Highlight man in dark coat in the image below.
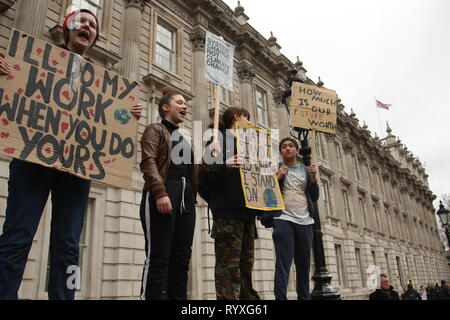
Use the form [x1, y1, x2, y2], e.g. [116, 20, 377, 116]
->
[369, 274, 400, 300]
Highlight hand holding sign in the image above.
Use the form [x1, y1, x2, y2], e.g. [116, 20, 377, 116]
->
[209, 140, 222, 156]
[309, 164, 318, 183]
[130, 104, 144, 120]
[0, 53, 11, 75]
[277, 165, 289, 180]
[226, 154, 244, 169]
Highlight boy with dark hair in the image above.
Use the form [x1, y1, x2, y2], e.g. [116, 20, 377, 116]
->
[272, 137, 319, 300]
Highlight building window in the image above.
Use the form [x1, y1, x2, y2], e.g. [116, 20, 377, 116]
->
[315, 132, 326, 160]
[371, 250, 377, 267]
[342, 189, 352, 222]
[384, 253, 391, 280]
[156, 21, 176, 73]
[359, 197, 367, 227]
[377, 173, 384, 195]
[335, 142, 343, 171]
[365, 164, 372, 186]
[396, 256, 404, 288]
[335, 244, 346, 287]
[385, 210, 392, 235]
[321, 180, 332, 216]
[373, 202, 380, 232]
[355, 248, 365, 287]
[71, 0, 102, 17]
[351, 154, 360, 180]
[255, 88, 269, 127]
[220, 87, 231, 105]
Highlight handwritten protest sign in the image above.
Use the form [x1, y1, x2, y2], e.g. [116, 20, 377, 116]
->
[236, 122, 284, 211]
[205, 32, 235, 92]
[290, 82, 337, 134]
[0, 29, 140, 189]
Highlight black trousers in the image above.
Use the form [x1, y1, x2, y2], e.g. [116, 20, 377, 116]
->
[139, 179, 196, 300]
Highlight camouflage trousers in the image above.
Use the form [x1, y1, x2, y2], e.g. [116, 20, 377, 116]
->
[211, 219, 261, 300]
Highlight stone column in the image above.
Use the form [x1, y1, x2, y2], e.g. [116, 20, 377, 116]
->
[189, 27, 209, 299]
[119, 0, 147, 81]
[274, 89, 290, 139]
[13, 0, 49, 37]
[190, 28, 209, 131]
[238, 61, 256, 123]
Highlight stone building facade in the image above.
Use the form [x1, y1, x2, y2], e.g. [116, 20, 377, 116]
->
[0, 0, 448, 300]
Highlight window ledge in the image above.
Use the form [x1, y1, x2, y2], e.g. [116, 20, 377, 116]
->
[151, 63, 183, 83]
[0, 0, 14, 12]
[347, 222, 359, 229]
[328, 216, 341, 227]
[319, 164, 334, 177]
[357, 185, 368, 194]
[143, 72, 194, 101]
[340, 175, 352, 186]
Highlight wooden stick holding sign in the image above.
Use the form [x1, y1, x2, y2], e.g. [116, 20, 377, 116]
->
[212, 83, 221, 157]
[310, 129, 318, 166]
[310, 129, 321, 188]
[204, 31, 235, 157]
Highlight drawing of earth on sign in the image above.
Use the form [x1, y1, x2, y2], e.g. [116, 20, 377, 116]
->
[114, 108, 131, 125]
[263, 188, 278, 208]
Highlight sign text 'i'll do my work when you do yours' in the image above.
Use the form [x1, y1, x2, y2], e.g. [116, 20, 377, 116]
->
[0, 29, 140, 188]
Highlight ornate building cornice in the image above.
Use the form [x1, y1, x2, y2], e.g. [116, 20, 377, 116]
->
[124, 0, 149, 10]
[190, 27, 206, 52]
[237, 61, 256, 83]
[342, 139, 354, 154]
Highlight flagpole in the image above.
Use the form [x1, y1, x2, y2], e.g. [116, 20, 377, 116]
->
[375, 97, 384, 138]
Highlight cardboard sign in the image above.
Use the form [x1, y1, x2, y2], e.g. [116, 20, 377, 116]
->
[290, 82, 337, 134]
[236, 122, 284, 211]
[0, 29, 140, 189]
[205, 32, 235, 92]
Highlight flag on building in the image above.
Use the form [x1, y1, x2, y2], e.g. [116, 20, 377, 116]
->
[375, 98, 391, 110]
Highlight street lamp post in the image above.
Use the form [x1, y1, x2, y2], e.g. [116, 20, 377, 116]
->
[282, 68, 341, 300]
[436, 201, 450, 249]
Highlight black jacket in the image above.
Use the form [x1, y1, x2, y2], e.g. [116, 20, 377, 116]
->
[202, 131, 258, 221]
[402, 288, 422, 300]
[369, 287, 400, 300]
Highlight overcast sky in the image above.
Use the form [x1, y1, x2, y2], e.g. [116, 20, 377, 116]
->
[223, 0, 450, 209]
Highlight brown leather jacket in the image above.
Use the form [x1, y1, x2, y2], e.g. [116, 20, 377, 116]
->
[140, 123, 198, 200]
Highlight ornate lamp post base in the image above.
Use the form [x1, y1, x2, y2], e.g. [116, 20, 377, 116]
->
[311, 269, 341, 300]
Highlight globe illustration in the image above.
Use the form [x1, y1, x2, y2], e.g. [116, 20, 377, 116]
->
[263, 188, 277, 208]
[114, 108, 131, 125]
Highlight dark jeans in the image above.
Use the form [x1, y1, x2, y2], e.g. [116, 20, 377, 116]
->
[139, 179, 196, 300]
[0, 159, 91, 300]
[272, 219, 313, 300]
